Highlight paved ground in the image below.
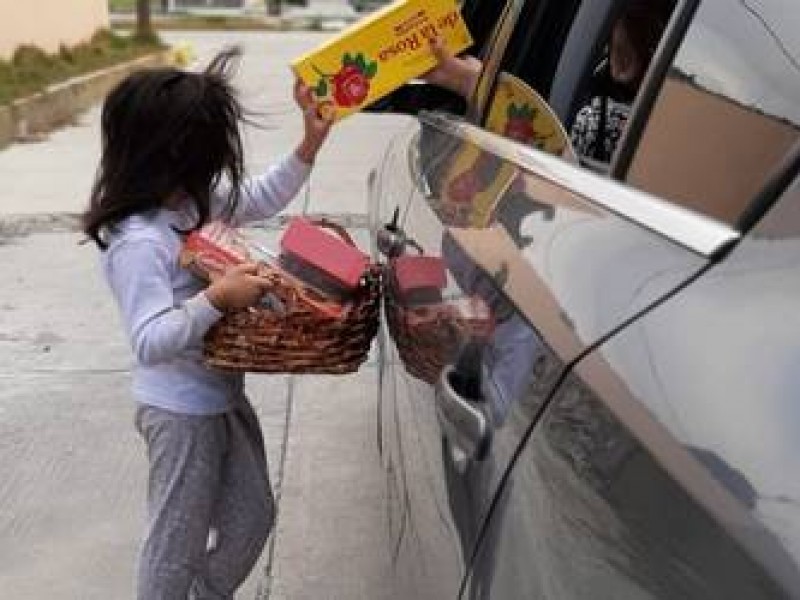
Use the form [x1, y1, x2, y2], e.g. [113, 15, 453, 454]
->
[0, 28, 414, 599]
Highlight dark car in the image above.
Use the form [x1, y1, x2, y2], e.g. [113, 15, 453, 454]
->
[366, 0, 800, 597]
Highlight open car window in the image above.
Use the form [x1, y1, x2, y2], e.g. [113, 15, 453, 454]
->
[622, 0, 800, 227]
[489, 0, 678, 172]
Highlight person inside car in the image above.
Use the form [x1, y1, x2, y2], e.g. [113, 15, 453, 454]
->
[423, 0, 675, 164]
[570, 0, 675, 162]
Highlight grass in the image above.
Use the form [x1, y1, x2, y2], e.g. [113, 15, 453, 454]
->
[0, 29, 164, 106]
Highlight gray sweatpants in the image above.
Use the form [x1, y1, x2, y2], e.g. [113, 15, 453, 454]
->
[134, 398, 275, 600]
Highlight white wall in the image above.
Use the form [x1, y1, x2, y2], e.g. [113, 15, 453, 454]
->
[0, 0, 110, 60]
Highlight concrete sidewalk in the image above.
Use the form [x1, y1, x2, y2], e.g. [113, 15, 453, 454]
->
[0, 230, 389, 600]
[0, 30, 413, 599]
[0, 31, 412, 218]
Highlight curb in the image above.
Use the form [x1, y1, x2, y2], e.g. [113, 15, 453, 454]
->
[110, 13, 358, 32]
[0, 50, 172, 151]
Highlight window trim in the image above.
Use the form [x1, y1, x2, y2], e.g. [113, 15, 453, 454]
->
[420, 111, 741, 258]
[736, 141, 800, 236]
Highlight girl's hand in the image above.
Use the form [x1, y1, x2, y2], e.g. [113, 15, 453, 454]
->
[294, 80, 333, 164]
[422, 37, 482, 99]
[204, 262, 271, 311]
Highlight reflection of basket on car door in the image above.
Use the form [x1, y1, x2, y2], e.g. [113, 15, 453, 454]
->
[181, 218, 381, 374]
[384, 255, 493, 384]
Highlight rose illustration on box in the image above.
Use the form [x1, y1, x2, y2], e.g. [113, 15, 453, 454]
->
[312, 52, 378, 118]
[446, 152, 503, 205]
[504, 103, 538, 144]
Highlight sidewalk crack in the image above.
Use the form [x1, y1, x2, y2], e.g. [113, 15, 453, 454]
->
[256, 375, 296, 600]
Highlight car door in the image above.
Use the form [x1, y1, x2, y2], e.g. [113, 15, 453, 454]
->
[368, 0, 739, 597]
[463, 0, 800, 597]
[370, 1, 593, 596]
[465, 156, 800, 600]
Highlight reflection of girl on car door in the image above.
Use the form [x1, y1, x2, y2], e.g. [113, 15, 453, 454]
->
[438, 229, 550, 600]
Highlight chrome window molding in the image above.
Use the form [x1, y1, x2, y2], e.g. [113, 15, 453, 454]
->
[421, 111, 741, 258]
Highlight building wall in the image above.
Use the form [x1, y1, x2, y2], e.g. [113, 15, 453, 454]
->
[0, 0, 110, 60]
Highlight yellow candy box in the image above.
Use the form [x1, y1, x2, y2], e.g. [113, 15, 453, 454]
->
[290, 0, 473, 121]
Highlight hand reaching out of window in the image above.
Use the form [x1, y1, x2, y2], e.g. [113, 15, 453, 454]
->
[421, 37, 483, 100]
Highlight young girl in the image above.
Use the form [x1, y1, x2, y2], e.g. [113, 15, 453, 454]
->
[82, 47, 332, 599]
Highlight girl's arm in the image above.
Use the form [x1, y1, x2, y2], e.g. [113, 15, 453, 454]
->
[107, 237, 221, 366]
[220, 80, 333, 226]
[106, 237, 268, 366]
[221, 152, 312, 227]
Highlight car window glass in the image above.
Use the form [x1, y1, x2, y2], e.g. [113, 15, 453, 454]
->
[497, 0, 584, 101]
[626, 0, 800, 226]
[460, 0, 509, 58]
[492, 0, 677, 172]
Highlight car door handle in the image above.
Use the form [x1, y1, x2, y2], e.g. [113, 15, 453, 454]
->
[435, 363, 492, 462]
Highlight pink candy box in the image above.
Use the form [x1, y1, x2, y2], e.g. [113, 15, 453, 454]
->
[280, 218, 370, 290]
[393, 255, 447, 295]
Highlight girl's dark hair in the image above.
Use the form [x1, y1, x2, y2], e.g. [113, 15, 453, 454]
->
[82, 46, 245, 249]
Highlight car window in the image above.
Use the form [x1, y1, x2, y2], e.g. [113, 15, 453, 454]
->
[477, 0, 799, 231]
[624, 0, 800, 226]
[497, 0, 584, 101]
[490, 0, 677, 171]
[571, 0, 677, 167]
[460, 0, 509, 59]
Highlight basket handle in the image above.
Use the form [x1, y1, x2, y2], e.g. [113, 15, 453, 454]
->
[309, 218, 356, 248]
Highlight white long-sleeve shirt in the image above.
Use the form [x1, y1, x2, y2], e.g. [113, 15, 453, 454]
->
[102, 153, 311, 415]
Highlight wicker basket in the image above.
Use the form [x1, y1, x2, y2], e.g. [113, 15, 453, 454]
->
[205, 265, 381, 373]
[183, 219, 381, 374]
[383, 270, 493, 384]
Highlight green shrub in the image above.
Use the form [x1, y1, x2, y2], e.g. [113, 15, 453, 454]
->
[0, 29, 164, 105]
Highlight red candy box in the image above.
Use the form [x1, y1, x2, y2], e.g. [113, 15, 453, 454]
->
[280, 217, 370, 290]
[393, 255, 447, 296]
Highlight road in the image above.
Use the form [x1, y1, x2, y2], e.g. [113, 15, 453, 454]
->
[0, 29, 412, 600]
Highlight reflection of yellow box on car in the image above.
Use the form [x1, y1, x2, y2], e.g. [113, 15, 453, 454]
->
[435, 74, 576, 228]
[290, 0, 473, 121]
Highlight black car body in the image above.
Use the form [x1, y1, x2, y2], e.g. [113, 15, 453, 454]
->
[367, 0, 800, 597]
